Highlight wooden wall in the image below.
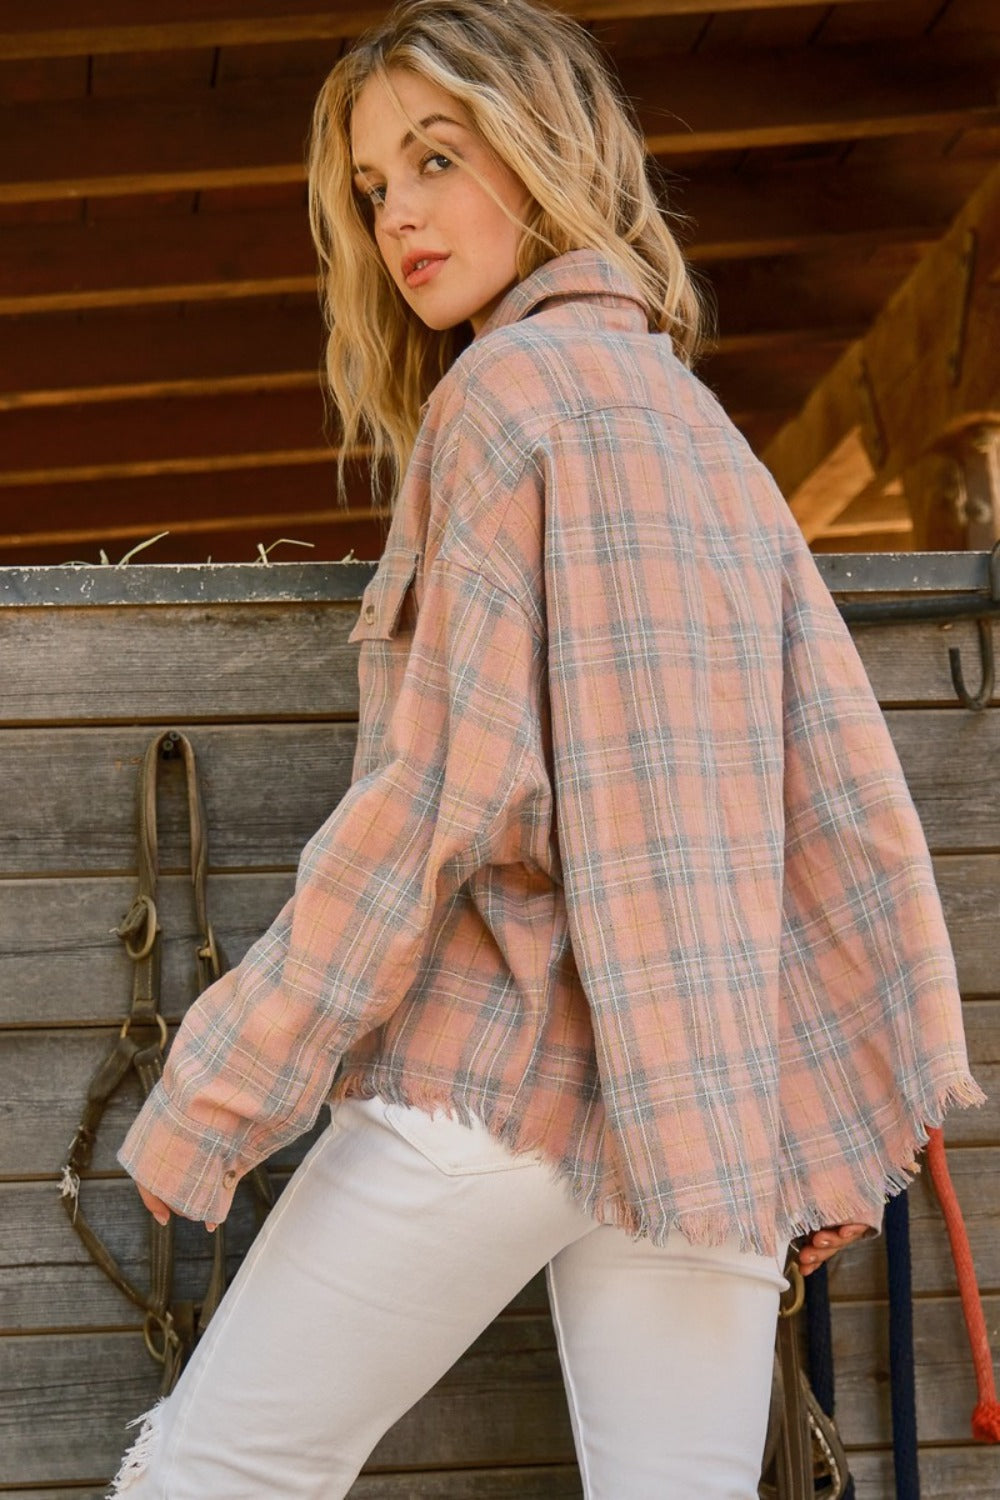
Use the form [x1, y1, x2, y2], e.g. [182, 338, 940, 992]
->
[1, 556, 998, 1497]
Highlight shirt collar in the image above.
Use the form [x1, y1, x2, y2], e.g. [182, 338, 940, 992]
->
[473, 248, 650, 342]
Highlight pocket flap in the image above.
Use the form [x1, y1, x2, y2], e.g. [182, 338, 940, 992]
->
[348, 550, 420, 643]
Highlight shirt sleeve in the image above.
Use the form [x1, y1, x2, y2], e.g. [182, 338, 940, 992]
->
[117, 553, 546, 1225]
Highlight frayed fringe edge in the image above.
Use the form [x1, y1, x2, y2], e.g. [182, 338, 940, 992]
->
[335, 1069, 986, 1258]
[105, 1398, 166, 1496]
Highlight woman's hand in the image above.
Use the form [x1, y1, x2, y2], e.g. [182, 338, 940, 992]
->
[797, 1221, 868, 1275]
[137, 1182, 216, 1233]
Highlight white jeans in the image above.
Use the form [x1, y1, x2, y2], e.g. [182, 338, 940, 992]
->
[110, 1096, 788, 1500]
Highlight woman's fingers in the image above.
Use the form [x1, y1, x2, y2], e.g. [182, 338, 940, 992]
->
[136, 1182, 217, 1232]
[137, 1182, 172, 1226]
[798, 1221, 869, 1276]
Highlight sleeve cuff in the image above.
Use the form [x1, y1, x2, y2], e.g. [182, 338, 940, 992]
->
[117, 1079, 249, 1226]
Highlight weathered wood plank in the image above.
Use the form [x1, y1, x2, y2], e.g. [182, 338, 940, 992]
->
[6, 1295, 999, 1482]
[5, 1005, 996, 1178]
[0, 723, 357, 875]
[5, 608, 999, 722]
[2, 712, 997, 879]
[3, 1154, 996, 1333]
[0, 1176, 272, 1332]
[932, 857, 1000, 997]
[830, 1294, 1000, 1448]
[884, 709, 1000, 852]
[0, 1168, 548, 1333]
[0, 604, 362, 721]
[0, 1472, 584, 1500]
[824, 1147, 1000, 1300]
[4, 855, 996, 1029]
[847, 1447, 1000, 1498]
[0, 1, 880, 62]
[0, 1030, 328, 1174]
[848, 618, 1000, 706]
[0, 1318, 576, 1482]
[0, 873, 295, 1026]
[3, 41, 994, 205]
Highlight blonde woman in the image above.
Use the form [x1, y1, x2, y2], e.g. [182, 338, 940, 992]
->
[109, 2, 982, 1495]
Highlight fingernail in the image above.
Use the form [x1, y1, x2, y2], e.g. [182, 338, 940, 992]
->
[154, 1212, 169, 1226]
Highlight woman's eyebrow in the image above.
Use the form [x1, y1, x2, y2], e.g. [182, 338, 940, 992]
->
[352, 113, 466, 176]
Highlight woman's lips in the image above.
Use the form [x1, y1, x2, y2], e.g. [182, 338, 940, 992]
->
[405, 255, 448, 288]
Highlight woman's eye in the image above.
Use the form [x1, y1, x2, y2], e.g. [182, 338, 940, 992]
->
[421, 151, 452, 174]
[365, 183, 386, 207]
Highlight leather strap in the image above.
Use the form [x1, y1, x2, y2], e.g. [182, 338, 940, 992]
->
[61, 729, 271, 1395]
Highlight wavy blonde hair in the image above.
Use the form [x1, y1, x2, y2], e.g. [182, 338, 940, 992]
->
[308, 0, 710, 508]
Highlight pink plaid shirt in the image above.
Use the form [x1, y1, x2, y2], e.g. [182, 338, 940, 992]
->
[119, 251, 983, 1251]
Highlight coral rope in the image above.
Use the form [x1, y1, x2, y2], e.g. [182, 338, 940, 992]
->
[925, 1126, 1000, 1441]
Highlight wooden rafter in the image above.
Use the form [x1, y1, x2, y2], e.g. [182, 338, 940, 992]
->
[0, 157, 983, 318]
[2, 40, 996, 204]
[0, 0, 883, 62]
[763, 163, 1000, 540]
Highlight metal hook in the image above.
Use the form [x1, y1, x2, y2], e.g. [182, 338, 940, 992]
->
[949, 621, 994, 710]
[947, 540, 1000, 711]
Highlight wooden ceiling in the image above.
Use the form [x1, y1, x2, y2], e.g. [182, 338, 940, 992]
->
[1, 0, 997, 566]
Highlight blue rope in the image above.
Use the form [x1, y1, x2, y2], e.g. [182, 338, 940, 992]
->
[804, 1261, 856, 1499]
[886, 1190, 921, 1499]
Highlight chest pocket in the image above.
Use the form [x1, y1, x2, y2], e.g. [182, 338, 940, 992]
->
[348, 549, 421, 643]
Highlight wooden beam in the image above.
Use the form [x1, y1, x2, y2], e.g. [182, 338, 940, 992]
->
[763, 163, 1000, 538]
[0, 158, 985, 317]
[0, 206, 316, 316]
[0, 247, 913, 404]
[2, 40, 996, 203]
[707, 249, 918, 343]
[629, 42, 1000, 158]
[0, 1, 884, 62]
[0, 300, 323, 406]
[0, 386, 335, 483]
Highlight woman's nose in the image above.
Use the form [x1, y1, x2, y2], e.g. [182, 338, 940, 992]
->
[378, 182, 422, 236]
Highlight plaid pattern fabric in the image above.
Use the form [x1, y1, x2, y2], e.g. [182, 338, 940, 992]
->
[119, 251, 983, 1248]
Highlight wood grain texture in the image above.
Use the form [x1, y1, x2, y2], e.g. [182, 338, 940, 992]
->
[0, 873, 295, 1025]
[3, 41, 995, 204]
[0, 604, 361, 721]
[6, 610, 995, 720]
[3, 854, 997, 1023]
[0, 1317, 577, 1482]
[5, 1294, 1000, 1483]
[1, 711, 996, 879]
[6, 609, 994, 722]
[0, 1469, 584, 1500]
[3, 1155, 997, 1333]
[830, 1294, 1000, 1447]
[2, 159, 984, 319]
[0, 0, 880, 61]
[0, 1031, 329, 1175]
[0, 1474, 584, 1500]
[0, 723, 358, 875]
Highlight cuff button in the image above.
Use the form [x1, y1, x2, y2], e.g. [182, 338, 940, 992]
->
[223, 1169, 237, 1186]
[363, 603, 376, 623]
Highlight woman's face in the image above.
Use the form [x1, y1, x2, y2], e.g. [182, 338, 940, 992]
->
[350, 68, 533, 334]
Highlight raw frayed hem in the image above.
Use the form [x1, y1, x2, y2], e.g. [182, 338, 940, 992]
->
[333, 1067, 986, 1259]
[106, 1398, 166, 1496]
[774, 1071, 988, 1255]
